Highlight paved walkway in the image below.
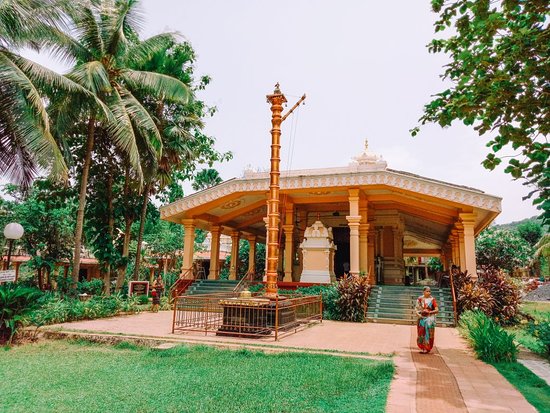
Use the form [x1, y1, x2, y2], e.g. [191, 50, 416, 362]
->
[518, 350, 550, 387]
[46, 312, 536, 412]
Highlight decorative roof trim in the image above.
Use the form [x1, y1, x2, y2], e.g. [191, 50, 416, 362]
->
[161, 169, 501, 219]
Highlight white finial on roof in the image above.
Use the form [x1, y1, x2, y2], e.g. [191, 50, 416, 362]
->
[349, 139, 387, 171]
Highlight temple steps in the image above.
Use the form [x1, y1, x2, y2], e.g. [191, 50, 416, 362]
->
[367, 285, 456, 327]
[185, 279, 239, 295]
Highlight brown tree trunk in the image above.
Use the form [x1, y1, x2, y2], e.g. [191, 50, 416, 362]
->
[103, 171, 114, 296]
[116, 165, 132, 291]
[37, 267, 43, 290]
[72, 116, 95, 284]
[133, 181, 151, 280]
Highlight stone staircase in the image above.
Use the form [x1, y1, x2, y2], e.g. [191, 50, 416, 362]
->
[185, 279, 240, 295]
[367, 285, 456, 327]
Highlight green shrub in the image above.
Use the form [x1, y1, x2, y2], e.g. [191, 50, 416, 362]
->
[459, 310, 518, 363]
[27, 293, 142, 326]
[525, 318, 550, 356]
[55, 274, 75, 295]
[0, 283, 43, 344]
[244, 280, 371, 321]
[137, 294, 150, 305]
[272, 284, 339, 320]
[159, 296, 171, 311]
[77, 279, 104, 296]
[163, 271, 179, 296]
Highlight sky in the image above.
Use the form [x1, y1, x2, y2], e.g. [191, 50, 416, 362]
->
[27, 0, 540, 224]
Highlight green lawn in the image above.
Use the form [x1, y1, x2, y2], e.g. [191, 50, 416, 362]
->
[509, 301, 550, 356]
[0, 340, 394, 413]
[522, 301, 550, 318]
[492, 362, 550, 413]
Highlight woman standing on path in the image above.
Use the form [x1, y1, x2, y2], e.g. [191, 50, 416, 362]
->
[416, 286, 438, 353]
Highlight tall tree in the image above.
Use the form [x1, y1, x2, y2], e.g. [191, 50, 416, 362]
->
[414, 0, 549, 223]
[476, 227, 532, 273]
[192, 168, 223, 191]
[42, 0, 190, 284]
[2, 181, 75, 288]
[129, 41, 231, 279]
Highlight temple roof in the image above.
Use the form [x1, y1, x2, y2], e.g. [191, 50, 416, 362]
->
[160, 143, 501, 245]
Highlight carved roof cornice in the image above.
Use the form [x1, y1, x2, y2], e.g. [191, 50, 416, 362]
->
[160, 168, 502, 219]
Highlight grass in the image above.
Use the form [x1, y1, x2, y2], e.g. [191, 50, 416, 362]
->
[0, 340, 394, 413]
[511, 327, 548, 355]
[492, 362, 550, 413]
[505, 301, 550, 357]
[522, 301, 550, 318]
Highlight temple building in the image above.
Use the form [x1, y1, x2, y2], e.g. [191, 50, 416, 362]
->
[160, 143, 501, 285]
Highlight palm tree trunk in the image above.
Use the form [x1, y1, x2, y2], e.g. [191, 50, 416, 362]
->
[103, 170, 114, 296]
[133, 181, 151, 280]
[72, 116, 95, 284]
[116, 165, 132, 291]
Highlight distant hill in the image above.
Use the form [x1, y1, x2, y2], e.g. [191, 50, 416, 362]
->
[494, 216, 547, 232]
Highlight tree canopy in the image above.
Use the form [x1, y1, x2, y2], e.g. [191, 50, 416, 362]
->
[414, 0, 549, 223]
[475, 226, 533, 272]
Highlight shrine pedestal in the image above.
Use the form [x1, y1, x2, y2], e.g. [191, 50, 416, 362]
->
[299, 220, 337, 284]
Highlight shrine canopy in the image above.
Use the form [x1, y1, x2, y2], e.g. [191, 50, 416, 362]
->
[160, 144, 501, 282]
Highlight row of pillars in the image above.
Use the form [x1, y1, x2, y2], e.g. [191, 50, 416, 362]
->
[180, 219, 257, 280]
[178, 188, 378, 282]
[178, 203, 478, 282]
[447, 213, 477, 277]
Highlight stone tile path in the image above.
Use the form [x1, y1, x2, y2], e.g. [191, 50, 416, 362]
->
[46, 312, 537, 412]
[518, 350, 550, 387]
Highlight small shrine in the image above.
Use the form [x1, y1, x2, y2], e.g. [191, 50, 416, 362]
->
[299, 220, 337, 284]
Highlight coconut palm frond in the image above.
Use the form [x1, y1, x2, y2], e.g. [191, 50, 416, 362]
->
[67, 60, 111, 95]
[103, 87, 143, 180]
[121, 69, 190, 103]
[125, 32, 177, 68]
[0, 79, 67, 186]
[38, 25, 91, 65]
[533, 233, 550, 258]
[119, 87, 163, 158]
[71, 5, 104, 57]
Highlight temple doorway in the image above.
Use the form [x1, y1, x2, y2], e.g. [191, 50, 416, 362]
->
[332, 227, 350, 278]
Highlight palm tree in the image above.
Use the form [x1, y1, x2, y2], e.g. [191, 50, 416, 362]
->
[42, 0, 190, 284]
[532, 233, 550, 277]
[0, 0, 92, 188]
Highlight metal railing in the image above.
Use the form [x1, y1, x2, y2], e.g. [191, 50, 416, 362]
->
[233, 270, 258, 293]
[169, 269, 194, 302]
[172, 292, 322, 340]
